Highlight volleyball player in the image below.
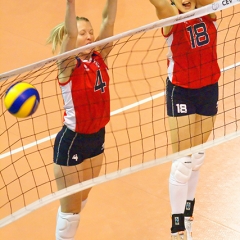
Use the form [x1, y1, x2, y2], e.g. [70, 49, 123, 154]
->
[47, 0, 118, 239]
[149, 0, 220, 239]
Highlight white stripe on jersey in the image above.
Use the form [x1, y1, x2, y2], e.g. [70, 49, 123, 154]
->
[60, 81, 76, 132]
[166, 34, 174, 82]
[67, 132, 78, 166]
[56, 126, 68, 164]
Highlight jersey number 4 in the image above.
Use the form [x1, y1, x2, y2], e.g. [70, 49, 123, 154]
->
[186, 22, 210, 48]
[95, 70, 106, 93]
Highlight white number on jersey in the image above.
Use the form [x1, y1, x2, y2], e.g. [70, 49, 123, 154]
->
[176, 104, 187, 113]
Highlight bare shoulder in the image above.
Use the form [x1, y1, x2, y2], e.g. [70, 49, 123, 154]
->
[209, 12, 217, 19]
[196, 0, 215, 8]
[162, 5, 179, 35]
[196, 0, 217, 19]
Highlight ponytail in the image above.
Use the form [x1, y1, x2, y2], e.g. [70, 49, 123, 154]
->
[46, 22, 66, 54]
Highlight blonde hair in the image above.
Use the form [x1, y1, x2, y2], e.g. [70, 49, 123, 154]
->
[46, 22, 66, 54]
[46, 17, 90, 54]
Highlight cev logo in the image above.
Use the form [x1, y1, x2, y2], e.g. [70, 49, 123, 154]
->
[222, 0, 232, 5]
[212, 2, 220, 10]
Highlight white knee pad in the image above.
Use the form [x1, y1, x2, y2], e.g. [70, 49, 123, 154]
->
[192, 151, 205, 171]
[56, 208, 80, 240]
[170, 156, 192, 184]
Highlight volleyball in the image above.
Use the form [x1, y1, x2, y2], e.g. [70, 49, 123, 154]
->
[4, 82, 40, 118]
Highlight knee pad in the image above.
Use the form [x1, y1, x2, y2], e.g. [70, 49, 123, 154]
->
[170, 156, 192, 184]
[56, 208, 80, 240]
[192, 151, 205, 171]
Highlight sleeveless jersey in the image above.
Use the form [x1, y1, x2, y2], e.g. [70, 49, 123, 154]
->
[59, 51, 110, 134]
[162, 15, 221, 89]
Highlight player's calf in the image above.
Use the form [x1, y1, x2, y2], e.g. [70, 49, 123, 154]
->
[170, 156, 192, 239]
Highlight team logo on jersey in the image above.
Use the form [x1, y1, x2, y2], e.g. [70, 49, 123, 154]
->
[83, 64, 89, 71]
[72, 154, 78, 161]
[93, 60, 100, 68]
[101, 143, 105, 150]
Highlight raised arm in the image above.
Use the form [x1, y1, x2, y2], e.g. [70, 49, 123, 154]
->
[60, 0, 78, 54]
[58, 0, 78, 82]
[149, 0, 177, 20]
[97, 0, 118, 59]
[149, 0, 178, 35]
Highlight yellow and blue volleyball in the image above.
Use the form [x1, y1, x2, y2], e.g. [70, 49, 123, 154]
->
[4, 82, 40, 118]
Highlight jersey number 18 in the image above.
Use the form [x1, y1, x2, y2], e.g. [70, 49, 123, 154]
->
[186, 22, 210, 48]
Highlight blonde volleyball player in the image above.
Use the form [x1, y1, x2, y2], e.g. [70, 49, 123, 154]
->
[149, 0, 220, 239]
[47, 0, 117, 239]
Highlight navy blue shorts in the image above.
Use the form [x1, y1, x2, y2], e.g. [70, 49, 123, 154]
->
[166, 78, 218, 117]
[54, 125, 105, 166]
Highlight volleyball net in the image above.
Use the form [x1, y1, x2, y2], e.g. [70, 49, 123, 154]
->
[1, 0, 240, 227]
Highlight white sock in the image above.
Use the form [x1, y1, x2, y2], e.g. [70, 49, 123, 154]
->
[169, 174, 188, 214]
[187, 170, 200, 200]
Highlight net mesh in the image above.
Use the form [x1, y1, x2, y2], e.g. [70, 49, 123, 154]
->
[1, 0, 240, 227]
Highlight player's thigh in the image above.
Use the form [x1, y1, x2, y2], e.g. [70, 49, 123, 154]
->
[53, 164, 82, 212]
[79, 153, 104, 199]
[168, 114, 196, 152]
[54, 163, 82, 189]
[192, 114, 216, 146]
[81, 153, 104, 181]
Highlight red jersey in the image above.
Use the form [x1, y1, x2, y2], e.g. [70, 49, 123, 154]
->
[59, 51, 110, 134]
[162, 15, 221, 89]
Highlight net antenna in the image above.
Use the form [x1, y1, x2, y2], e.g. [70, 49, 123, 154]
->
[1, 0, 240, 227]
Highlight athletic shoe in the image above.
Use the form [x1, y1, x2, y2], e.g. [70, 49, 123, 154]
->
[184, 216, 194, 240]
[171, 231, 187, 240]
